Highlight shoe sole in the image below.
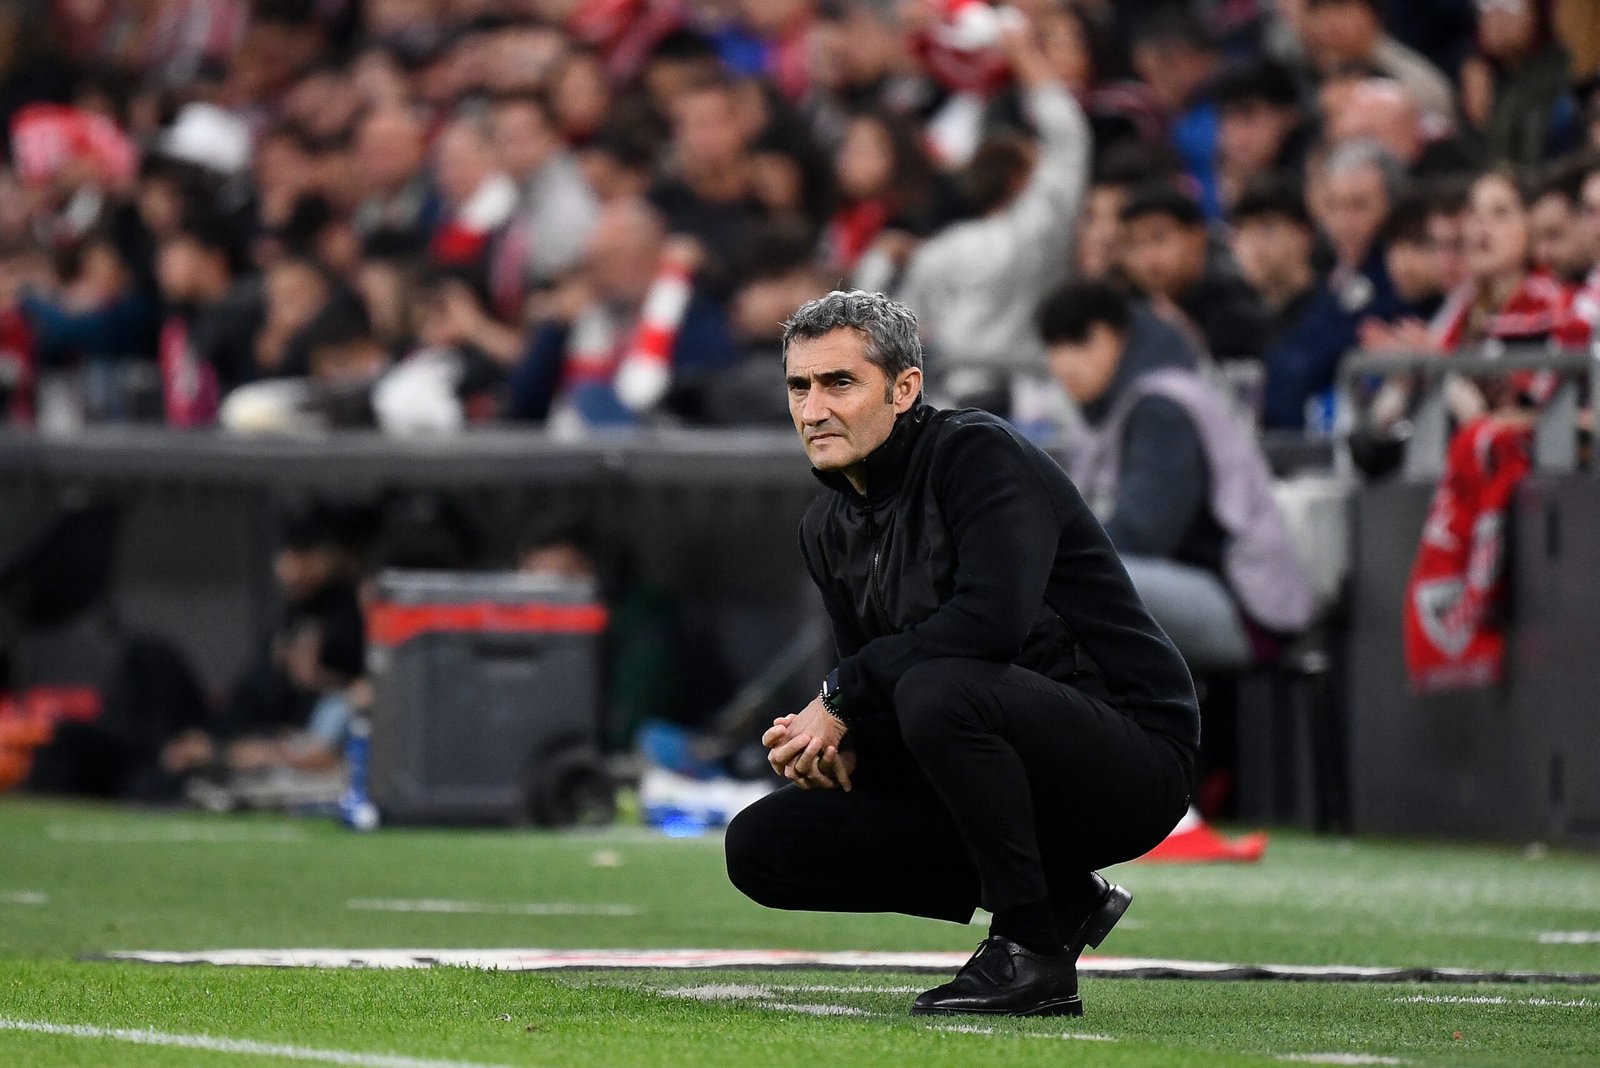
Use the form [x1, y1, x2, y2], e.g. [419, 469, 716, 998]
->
[1073, 883, 1133, 953]
[910, 996, 1084, 1018]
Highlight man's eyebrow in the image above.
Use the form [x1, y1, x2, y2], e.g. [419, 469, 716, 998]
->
[786, 368, 858, 387]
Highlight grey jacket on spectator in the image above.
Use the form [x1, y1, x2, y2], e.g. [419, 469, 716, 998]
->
[898, 81, 1089, 385]
[1068, 352, 1315, 635]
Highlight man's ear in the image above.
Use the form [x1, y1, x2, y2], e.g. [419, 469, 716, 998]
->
[893, 367, 922, 412]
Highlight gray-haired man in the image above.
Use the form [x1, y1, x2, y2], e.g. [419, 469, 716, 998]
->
[723, 290, 1199, 1017]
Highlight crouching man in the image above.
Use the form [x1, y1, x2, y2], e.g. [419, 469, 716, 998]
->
[724, 291, 1198, 1017]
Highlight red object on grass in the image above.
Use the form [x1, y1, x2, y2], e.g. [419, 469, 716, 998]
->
[1137, 806, 1268, 863]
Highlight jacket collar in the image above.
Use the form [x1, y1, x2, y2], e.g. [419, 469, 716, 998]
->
[810, 403, 932, 506]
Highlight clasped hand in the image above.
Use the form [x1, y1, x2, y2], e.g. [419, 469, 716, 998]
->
[763, 698, 854, 792]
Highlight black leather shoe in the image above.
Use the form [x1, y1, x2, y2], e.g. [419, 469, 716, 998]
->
[909, 936, 1083, 1017]
[1064, 874, 1133, 957]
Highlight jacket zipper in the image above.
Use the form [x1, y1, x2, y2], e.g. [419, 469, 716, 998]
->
[864, 499, 891, 636]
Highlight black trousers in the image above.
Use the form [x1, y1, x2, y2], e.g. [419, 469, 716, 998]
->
[725, 658, 1194, 928]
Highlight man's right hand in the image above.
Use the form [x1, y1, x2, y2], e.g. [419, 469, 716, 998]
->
[764, 714, 856, 792]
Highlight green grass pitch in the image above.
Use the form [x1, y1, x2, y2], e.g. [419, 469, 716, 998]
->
[1, 798, 1597, 1067]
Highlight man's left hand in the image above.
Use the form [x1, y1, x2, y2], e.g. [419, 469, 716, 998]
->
[766, 698, 848, 790]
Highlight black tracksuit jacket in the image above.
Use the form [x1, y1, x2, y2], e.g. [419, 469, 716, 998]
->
[799, 403, 1200, 755]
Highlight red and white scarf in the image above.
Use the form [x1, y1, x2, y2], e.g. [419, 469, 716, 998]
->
[1403, 417, 1531, 693]
[562, 260, 694, 414]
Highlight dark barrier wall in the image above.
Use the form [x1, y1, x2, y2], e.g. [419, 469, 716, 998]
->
[1346, 476, 1600, 846]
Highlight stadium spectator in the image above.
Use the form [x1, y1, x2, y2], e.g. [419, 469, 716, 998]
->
[986, 2, 1163, 154]
[19, 231, 159, 421]
[1377, 192, 1449, 319]
[1212, 60, 1312, 213]
[427, 114, 519, 273]
[505, 198, 738, 427]
[1227, 177, 1319, 346]
[486, 91, 599, 314]
[153, 222, 260, 401]
[648, 76, 765, 299]
[1119, 182, 1271, 364]
[1576, 160, 1600, 331]
[254, 256, 333, 380]
[1129, 9, 1224, 218]
[1323, 76, 1478, 179]
[215, 501, 368, 772]
[1363, 168, 1590, 445]
[1459, 0, 1579, 166]
[1262, 140, 1406, 429]
[1041, 280, 1314, 670]
[579, 124, 660, 205]
[1072, 141, 1179, 283]
[897, 19, 1089, 412]
[1298, 0, 1456, 127]
[1424, 178, 1475, 295]
[822, 110, 950, 281]
[1528, 157, 1598, 284]
[352, 106, 438, 257]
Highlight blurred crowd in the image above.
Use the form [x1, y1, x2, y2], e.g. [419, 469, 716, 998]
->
[0, 0, 1595, 439]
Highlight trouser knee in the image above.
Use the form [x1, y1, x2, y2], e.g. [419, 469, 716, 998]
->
[724, 800, 796, 909]
[893, 658, 987, 756]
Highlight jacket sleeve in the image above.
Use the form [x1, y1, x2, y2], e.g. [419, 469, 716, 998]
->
[831, 423, 1063, 711]
[1000, 81, 1091, 249]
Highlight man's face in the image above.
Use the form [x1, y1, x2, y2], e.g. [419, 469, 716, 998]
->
[785, 328, 920, 472]
[1047, 324, 1123, 407]
[1219, 101, 1294, 176]
[1304, 0, 1380, 70]
[1321, 163, 1388, 267]
[1385, 238, 1442, 304]
[1529, 193, 1593, 282]
[674, 87, 745, 174]
[1075, 184, 1127, 279]
[492, 101, 558, 182]
[1228, 214, 1312, 295]
[1122, 213, 1207, 299]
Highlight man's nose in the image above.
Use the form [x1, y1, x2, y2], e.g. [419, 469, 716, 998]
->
[800, 389, 829, 425]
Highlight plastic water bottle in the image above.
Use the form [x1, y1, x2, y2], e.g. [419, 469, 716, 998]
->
[338, 716, 380, 832]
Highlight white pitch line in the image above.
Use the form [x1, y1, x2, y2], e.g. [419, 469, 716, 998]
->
[347, 899, 641, 917]
[1279, 1055, 1406, 1066]
[754, 1002, 868, 1017]
[1392, 994, 1596, 1008]
[0, 1019, 515, 1068]
[0, 891, 47, 905]
[929, 1024, 1117, 1042]
[1538, 931, 1600, 944]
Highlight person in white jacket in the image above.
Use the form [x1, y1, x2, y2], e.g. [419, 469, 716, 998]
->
[896, 18, 1090, 412]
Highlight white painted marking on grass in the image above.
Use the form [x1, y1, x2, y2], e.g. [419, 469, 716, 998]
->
[0, 891, 47, 905]
[661, 984, 775, 1001]
[1279, 1056, 1406, 1066]
[1539, 931, 1600, 944]
[928, 1024, 1116, 1042]
[47, 823, 307, 844]
[755, 1002, 868, 1017]
[347, 898, 640, 917]
[1392, 994, 1596, 1008]
[0, 1019, 513, 1068]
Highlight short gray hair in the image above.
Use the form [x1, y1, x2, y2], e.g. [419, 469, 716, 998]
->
[781, 290, 923, 378]
[1323, 138, 1406, 202]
